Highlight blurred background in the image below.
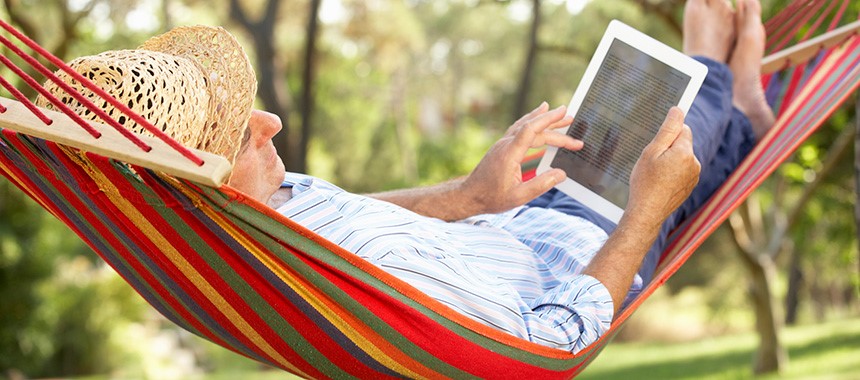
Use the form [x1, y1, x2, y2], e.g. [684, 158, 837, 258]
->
[0, 0, 858, 379]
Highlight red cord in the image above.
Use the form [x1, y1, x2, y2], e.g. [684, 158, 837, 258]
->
[0, 19, 204, 166]
[0, 52, 104, 136]
[0, 75, 52, 125]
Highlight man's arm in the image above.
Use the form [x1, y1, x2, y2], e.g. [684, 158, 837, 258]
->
[369, 103, 582, 221]
[583, 107, 700, 314]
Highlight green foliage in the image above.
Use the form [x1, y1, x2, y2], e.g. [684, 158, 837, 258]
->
[0, 180, 146, 377]
[309, 53, 392, 191]
[0, 181, 52, 374]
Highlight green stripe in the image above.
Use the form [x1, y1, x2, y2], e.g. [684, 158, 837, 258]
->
[129, 176, 350, 378]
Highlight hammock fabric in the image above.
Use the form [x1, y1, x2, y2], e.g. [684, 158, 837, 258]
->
[1, 3, 859, 379]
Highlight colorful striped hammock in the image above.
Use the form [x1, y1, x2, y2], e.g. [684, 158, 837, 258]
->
[0, 2, 858, 379]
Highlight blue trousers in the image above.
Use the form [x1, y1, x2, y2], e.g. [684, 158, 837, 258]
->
[526, 57, 757, 284]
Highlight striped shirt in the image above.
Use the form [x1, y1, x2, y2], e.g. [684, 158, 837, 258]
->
[272, 172, 641, 353]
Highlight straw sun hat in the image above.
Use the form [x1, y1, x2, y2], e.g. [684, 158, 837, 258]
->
[36, 25, 257, 163]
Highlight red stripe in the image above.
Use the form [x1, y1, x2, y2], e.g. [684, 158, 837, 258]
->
[770, 0, 826, 53]
[778, 63, 807, 116]
[827, 0, 852, 32]
[766, 0, 814, 53]
[0, 134, 240, 356]
[749, 41, 860, 183]
[138, 170, 375, 379]
[799, 0, 840, 41]
[761, 73, 773, 90]
[0, 73, 53, 125]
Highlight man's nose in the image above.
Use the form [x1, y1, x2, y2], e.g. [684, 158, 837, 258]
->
[251, 110, 283, 136]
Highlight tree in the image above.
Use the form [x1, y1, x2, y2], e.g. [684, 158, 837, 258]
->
[298, 0, 322, 175]
[228, 0, 297, 171]
[729, 107, 857, 374]
[511, 0, 541, 121]
[1, 0, 98, 98]
[856, 96, 860, 288]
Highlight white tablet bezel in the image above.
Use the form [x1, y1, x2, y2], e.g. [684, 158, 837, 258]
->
[536, 19, 708, 224]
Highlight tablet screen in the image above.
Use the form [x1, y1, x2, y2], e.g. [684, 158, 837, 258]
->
[550, 38, 692, 209]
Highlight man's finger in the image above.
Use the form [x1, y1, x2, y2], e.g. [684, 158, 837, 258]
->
[516, 169, 565, 204]
[510, 106, 572, 158]
[546, 115, 574, 131]
[649, 107, 686, 150]
[539, 133, 583, 151]
[672, 124, 695, 153]
[514, 101, 550, 125]
[525, 105, 568, 133]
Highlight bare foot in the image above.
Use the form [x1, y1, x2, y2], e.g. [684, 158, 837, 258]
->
[683, 0, 736, 63]
[729, 0, 775, 140]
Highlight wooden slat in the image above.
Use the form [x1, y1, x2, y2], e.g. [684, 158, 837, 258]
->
[0, 96, 232, 187]
[762, 20, 860, 74]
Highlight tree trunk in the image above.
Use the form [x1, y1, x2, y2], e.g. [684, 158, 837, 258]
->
[729, 120, 853, 375]
[512, 0, 541, 121]
[856, 96, 860, 279]
[784, 247, 803, 325]
[729, 203, 786, 375]
[631, 0, 684, 36]
[748, 254, 788, 374]
[229, 0, 296, 171]
[161, 0, 174, 32]
[297, 0, 322, 174]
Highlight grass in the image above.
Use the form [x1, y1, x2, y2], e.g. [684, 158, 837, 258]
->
[193, 316, 860, 380]
[68, 314, 860, 379]
[578, 316, 860, 380]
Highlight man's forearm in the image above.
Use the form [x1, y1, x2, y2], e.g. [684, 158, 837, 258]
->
[368, 177, 482, 221]
[581, 212, 662, 315]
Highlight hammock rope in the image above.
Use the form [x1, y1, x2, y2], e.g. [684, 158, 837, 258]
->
[0, 2, 858, 378]
[0, 20, 202, 164]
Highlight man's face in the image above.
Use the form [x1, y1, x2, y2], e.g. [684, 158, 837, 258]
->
[227, 110, 286, 203]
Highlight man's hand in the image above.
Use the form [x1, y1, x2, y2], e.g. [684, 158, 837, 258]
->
[625, 107, 701, 232]
[458, 102, 582, 215]
[368, 102, 580, 221]
[583, 107, 700, 314]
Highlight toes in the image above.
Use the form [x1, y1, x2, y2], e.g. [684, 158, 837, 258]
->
[737, 0, 762, 30]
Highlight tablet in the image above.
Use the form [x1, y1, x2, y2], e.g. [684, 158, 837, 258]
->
[536, 19, 707, 224]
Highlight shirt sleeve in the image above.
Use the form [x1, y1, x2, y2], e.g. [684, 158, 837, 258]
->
[375, 252, 614, 353]
[525, 274, 613, 353]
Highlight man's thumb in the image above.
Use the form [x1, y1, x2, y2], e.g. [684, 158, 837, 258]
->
[650, 107, 685, 149]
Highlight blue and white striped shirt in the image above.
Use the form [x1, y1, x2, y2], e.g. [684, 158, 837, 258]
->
[272, 172, 641, 353]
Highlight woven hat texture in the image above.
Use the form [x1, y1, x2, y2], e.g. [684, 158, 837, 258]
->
[37, 26, 257, 163]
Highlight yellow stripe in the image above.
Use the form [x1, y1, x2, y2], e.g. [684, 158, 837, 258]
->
[65, 153, 311, 378]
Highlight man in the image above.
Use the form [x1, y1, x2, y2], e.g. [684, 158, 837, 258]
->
[41, 0, 772, 353]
